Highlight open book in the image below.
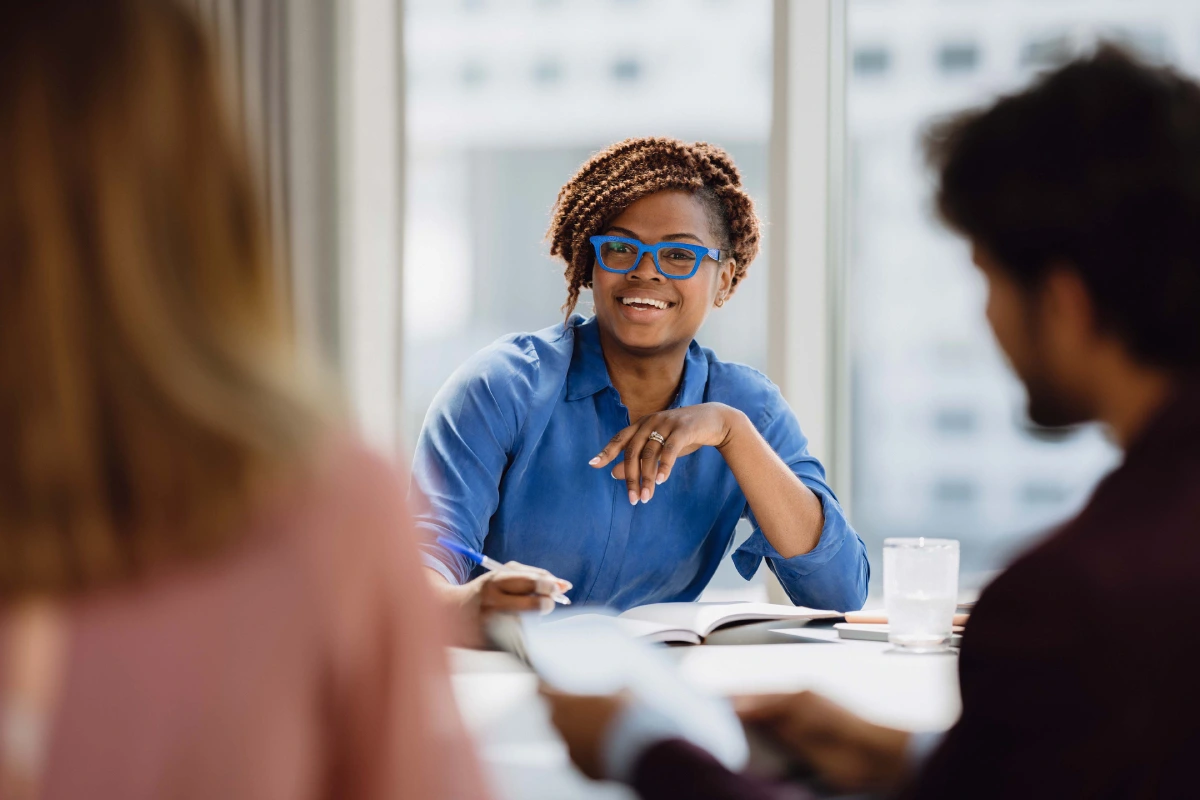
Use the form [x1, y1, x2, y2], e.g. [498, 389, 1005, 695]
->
[546, 602, 842, 645]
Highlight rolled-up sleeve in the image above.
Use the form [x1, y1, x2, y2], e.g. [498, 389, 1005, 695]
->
[409, 339, 537, 584]
[731, 389, 869, 611]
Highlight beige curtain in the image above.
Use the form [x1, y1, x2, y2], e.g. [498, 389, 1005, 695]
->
[185, 0, 342, 369]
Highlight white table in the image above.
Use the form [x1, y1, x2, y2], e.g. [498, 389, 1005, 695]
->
[450, 628, 962, 800]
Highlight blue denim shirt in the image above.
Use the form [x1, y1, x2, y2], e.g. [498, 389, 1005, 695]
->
[412, 315, 868, 612]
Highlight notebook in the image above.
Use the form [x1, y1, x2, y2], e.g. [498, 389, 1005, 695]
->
[546, 602, 842, 645]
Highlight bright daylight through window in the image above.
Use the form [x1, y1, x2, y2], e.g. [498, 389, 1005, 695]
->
[846, 0, 1200, 590]
[404, 0, 1200, 600]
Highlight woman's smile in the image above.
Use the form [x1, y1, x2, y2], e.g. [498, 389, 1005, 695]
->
[615, 290, 678, 322]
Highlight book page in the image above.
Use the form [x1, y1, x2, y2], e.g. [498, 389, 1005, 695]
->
[620, 602, 841, 637]
[541, 613, 699, 644]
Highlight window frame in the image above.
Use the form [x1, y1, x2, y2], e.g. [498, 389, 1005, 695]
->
[768, 0, 851, 508]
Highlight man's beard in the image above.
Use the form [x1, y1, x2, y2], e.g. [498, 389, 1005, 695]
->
[1009, 286, 1092, 431]
[1019, 364, 1090, 430]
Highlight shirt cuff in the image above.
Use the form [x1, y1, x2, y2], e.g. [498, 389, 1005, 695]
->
[602, 702, 689, 784]
[732, 487, 869, 611]
[731, 487, 849, 580]
[906, 730, 946, 771]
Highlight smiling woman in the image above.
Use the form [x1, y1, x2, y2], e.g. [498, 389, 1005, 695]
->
[412, 137, 869, 640]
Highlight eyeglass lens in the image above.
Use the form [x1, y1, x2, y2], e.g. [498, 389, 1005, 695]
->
[598, 241, 700, 276]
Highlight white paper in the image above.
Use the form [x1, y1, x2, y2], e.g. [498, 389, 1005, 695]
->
[521, 614, 749, 770]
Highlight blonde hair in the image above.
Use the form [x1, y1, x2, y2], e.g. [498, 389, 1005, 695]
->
[0, 1, 328, 597]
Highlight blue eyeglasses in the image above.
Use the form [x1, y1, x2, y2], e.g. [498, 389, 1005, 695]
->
[589, 235, 721, 280]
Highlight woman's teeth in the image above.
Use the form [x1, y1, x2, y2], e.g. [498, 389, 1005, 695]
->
[621, 297, 669, 309]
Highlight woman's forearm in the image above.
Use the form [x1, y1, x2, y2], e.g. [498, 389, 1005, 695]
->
[716, 409, 824, 558]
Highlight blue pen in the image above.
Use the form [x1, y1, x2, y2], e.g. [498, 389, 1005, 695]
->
[436, 536, 572, 605]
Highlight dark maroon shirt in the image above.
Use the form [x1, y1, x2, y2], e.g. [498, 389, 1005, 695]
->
[633, 379, 1200, 800]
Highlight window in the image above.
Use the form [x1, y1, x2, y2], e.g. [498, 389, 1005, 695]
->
[853, 46, 891, 77]
[461, 61, 487, 88]
[611, 57, 643, 82]
[404, 0, 773, 598]
[933, 479, 977, 508]
[933, 408, 977, 436]
[937, 42, 979, 75]
[846, 1, 1199, 591]
[1020, 481, 1070, 507]
[396, 0, 1198, 602]
[532, 58, 563, 85]
[1020, 33, 1073, 71]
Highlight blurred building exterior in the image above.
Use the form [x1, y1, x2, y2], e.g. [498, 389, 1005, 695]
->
[846, 0, 1198, 586]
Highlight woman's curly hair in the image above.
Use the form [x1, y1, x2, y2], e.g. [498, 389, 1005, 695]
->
[548, 137, 761, 317]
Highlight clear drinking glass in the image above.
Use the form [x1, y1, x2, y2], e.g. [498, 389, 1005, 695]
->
[883, 538, 959, 654]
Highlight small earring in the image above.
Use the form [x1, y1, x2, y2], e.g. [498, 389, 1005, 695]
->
[715, 296, 726, 308]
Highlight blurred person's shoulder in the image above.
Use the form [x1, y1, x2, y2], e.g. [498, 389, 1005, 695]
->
[75, 434, 410, 605]
[966, 395, 1200, 656]
[286, 432, 412, 550]
[269, 432, 440, 625]
[305, 431, 407, 496]
[58, 434, 418, 662]
[238, 433, 411, 579]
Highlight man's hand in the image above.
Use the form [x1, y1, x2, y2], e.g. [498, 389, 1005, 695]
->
[539, 686, 629, 780]
[736, 691, 912, 793]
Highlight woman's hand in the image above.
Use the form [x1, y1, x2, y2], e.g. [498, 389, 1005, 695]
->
[468, 564, 569, 616]
[735, 691, 912, 793]
[427, 564, 571, 647]
[588, 403, 747, 505]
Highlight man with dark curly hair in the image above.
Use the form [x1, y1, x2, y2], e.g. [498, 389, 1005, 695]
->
[413, 137, 869, 638]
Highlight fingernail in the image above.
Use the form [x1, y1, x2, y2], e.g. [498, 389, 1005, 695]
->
[628, 490, 638, 505]
[640, 488, 650, 503]
[655, 474, 666, 485]
[588, 457, 600, 466]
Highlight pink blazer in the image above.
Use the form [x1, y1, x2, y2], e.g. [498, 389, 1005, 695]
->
[0, 438, 491, 800]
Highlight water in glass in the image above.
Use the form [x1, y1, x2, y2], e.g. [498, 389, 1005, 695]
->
[883, 538, 959, 653]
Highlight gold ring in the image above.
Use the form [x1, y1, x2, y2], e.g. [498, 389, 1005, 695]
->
[648, 431, 666, 446]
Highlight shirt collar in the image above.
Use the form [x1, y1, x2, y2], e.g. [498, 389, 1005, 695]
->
[673, 339, 710, 408]
[565, 315, 710, 407]
[565, 316, 610, 401]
